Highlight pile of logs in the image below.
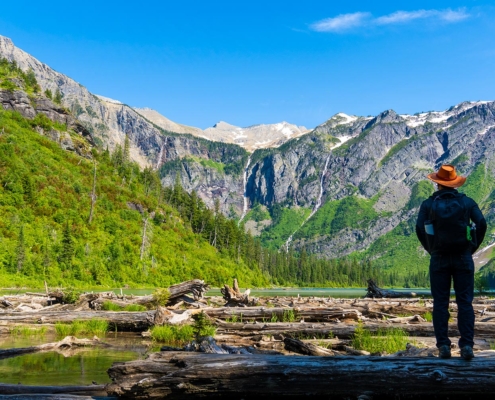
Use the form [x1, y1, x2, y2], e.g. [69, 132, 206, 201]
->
[3, 278, 495, 398]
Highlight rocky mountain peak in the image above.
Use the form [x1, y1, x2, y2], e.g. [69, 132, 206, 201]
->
[0, 35, 14, 49]
[372, 109, 401, 124]
[212, 121, 238, 129]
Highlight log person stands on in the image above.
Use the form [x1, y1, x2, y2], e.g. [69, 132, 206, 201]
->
[416, 164, 486, 360]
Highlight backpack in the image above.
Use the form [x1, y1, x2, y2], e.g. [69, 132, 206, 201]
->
[427, 192, 472, 253]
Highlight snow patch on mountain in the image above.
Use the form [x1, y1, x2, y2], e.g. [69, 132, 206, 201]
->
[400, 101, 492, 128]
[95, 95, 123, 105]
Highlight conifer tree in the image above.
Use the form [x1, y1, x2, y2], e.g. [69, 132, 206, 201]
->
[16, 225, 26, 272]
[54, 88, 63, 104]
[60, 221, 74, 268]
[123, 134, 131, 166]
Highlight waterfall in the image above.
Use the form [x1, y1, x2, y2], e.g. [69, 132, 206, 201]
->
[155, 145, 164, 170]
[238, 155, 252, 225]
[285, 154, 331, 251]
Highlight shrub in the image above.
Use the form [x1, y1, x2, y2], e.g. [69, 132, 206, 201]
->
[152, 288, 170, 306]
[62, 288, 81, 304]
[192, 312, 216, 339]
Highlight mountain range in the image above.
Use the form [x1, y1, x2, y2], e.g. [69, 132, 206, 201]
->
[1, 34, 494, 280]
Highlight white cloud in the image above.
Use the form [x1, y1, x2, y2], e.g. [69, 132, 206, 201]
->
[439, 8, 470, 22]
[375, 10, 436, 24]
[375, 8, 469, 25]
[310, 8, 470, 32]
[310, 12, 371, 32]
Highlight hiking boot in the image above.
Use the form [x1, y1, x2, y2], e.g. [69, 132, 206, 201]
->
[460, 346, 474, 360]
[438, 345, 451, 359]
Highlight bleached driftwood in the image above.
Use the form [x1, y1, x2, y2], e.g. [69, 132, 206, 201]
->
[221, 278, 255, 306]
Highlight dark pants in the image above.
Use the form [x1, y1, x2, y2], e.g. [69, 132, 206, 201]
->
[429, 252, 475, 349]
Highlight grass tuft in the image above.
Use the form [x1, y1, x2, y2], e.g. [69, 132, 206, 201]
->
[351, 323, 410, 354]
[54, 319, 109, 337]
[151, 325, 194, 345]
[123, 304, 147, 312]
[101, 301, 122, 311]
[10, 326, 47, 336]
[101, 301, 147, 312]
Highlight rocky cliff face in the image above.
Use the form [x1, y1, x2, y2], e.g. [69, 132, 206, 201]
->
[244, 101, 495, 259]
[2, 34, 494, 266]
[0, 87, 94, 155]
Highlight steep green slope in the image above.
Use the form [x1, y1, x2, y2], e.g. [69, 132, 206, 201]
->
[0, 107, 266, 288]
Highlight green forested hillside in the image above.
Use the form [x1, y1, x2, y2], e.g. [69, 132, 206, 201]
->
[0, 106, 267, 288]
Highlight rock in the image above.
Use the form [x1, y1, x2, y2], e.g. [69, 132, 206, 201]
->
[0, 89, 36, 118]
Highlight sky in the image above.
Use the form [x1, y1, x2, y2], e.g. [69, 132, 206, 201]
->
[1, 1, 494, 129]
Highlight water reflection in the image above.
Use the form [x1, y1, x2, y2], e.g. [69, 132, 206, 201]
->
[0, 333, 148, 386]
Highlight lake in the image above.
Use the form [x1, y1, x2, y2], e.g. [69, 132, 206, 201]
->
[0, 287, 432, 298]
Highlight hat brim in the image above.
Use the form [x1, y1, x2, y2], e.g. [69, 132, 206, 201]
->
[427, 173, 466, 188]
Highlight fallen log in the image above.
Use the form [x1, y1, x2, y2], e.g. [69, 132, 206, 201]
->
[0, 383, 106, 396]
[107, 351, 495, 399]
[80, 280, 209, 310]
[0, 298, 13, 308]
[0, 310, 154, 331]
[216, 320, 495, 339]
[169, 279, 210, 302]
[365, 279, 417, 298]
[0, 336, 110, 360]
[283, 337, 336, 356]
[204, 306, 361, 322]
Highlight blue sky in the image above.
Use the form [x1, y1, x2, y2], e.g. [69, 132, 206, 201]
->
[1, 1, 494, 129]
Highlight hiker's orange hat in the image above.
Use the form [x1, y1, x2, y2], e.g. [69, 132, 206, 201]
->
[427, 164, 466, 188]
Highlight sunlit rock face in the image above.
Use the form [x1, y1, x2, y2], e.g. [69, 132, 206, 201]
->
[3, 34, 495, 261]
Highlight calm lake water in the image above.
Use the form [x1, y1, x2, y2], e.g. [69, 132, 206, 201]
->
[0, 333, 151, 386]
[1, 287, 432, 298]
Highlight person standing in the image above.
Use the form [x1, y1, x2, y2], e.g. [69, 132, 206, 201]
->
[416, 164, 487, 360]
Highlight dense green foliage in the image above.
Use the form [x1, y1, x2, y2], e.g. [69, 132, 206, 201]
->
[459, 162, 495, 205]
[0, 106, 265, 288]
[407, 180, 433, 209]
[244, 203, 271, 223]
[259, 206, 310, 250]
